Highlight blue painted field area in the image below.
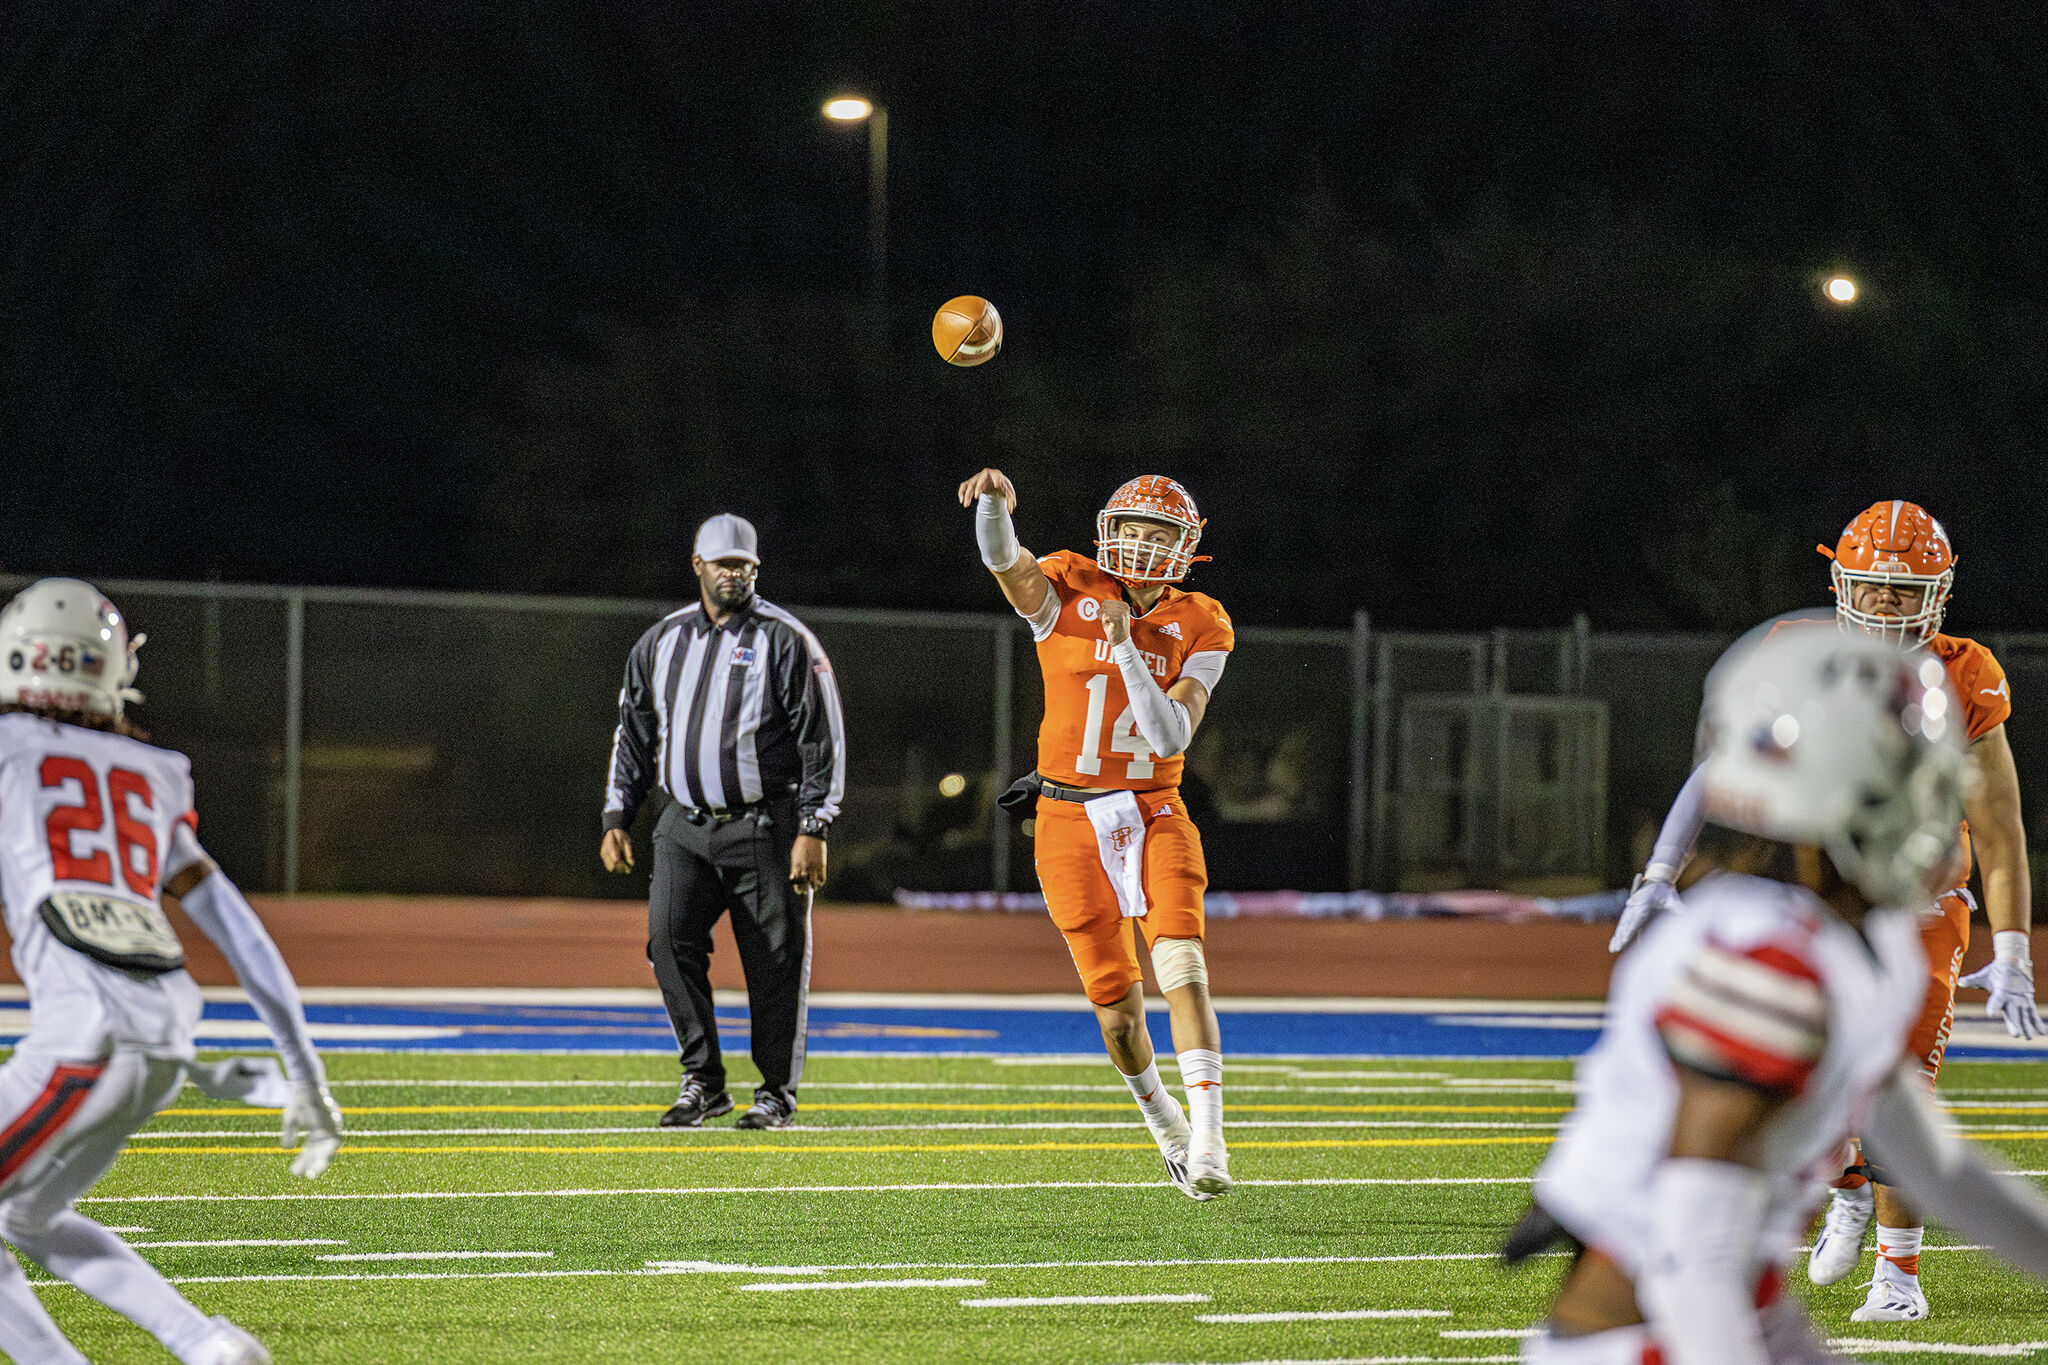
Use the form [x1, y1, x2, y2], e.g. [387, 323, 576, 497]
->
[4, 992, 2035, 1061]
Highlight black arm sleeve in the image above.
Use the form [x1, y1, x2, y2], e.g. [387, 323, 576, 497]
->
[602, 623, 663, 831]
[773, 621, 846, 824]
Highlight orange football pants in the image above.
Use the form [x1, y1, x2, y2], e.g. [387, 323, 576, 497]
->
[1033, 786, 1208, 1006]
[1910, 891, 1973, 1083]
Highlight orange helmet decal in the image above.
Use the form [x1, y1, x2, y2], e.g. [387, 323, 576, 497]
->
[1824, 500, 1956, 645]
[1096, 476, 1208, 583]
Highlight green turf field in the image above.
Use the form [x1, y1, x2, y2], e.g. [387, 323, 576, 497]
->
[25, 1053, 2048, 1363]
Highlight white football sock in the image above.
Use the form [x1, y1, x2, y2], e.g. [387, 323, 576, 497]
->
[1119, 1060, 1190, 1149]
[3, 1209, 217, 1362]
[0, 1241, 90, 1365]
[1177, 1048, 1225, 1154]
[1875, 1223, 1924, 1282]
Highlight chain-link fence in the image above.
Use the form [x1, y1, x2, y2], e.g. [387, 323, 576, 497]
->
[7, 577, 2041, 901]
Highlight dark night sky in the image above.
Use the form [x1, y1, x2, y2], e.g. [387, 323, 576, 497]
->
[4, 1, 2047, 630]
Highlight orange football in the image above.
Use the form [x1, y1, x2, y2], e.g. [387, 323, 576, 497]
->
[932, 295, 1003, 367]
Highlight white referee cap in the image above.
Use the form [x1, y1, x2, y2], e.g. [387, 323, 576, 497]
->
[694, 513, 760, 565]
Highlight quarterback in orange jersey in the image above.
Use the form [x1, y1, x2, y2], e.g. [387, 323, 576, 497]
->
[1612, 499, 2035, 1324]
[958, 467, 1236, 1198]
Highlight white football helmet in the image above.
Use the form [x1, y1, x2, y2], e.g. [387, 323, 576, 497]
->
[0, 578, 143, 717]
[1698, 620, 1968, 908]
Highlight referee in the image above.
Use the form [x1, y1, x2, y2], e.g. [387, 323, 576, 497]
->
[601, 513, 847, 1129]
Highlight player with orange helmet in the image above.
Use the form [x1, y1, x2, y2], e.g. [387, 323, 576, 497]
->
[958, 467, 1235, 1199]
[1610, 499, 2034, 1324]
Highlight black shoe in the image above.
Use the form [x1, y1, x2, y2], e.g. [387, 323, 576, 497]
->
[735, 1092, 795, 1129]
[659, 1077, 733, 1128]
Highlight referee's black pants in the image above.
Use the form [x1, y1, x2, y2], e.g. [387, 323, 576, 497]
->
[647, 798, 812, 1105]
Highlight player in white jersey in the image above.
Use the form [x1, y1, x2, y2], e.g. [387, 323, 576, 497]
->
[0, 579, 344, 1365]
[1513, 626, 2048, 1365]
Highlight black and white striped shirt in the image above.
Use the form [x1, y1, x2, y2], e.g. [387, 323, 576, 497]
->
[602, 598, 846, 831]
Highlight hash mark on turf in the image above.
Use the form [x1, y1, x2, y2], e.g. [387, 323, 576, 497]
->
[1198, 1309, 1452, 1323]
[964, 1293, 1211, 1308]
[739, 1278, 986, 1292]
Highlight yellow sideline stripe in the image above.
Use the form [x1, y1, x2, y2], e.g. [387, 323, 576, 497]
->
[125, 1135, 1561, 1157]
[157, 1102, 1571, 1118]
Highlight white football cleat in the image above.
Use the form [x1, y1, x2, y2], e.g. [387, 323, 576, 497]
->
[1850, 1271, 1930, 1323]
[1807, 1184, 1875, 1285]
[194, 1317, 271, 1365]
[1161, 1142, 1215, 1201]
[1187, 1139, 1232, 1198]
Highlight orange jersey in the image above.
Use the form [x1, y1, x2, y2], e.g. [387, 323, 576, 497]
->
[1030, 550, 1234, 791]
[1767, 620, 2011, 890]
[1930, 633, 2010, 890]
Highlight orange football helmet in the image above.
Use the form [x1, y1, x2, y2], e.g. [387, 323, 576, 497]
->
[1096, 475, 1207, 583]
[1819, 500, 1955, 645]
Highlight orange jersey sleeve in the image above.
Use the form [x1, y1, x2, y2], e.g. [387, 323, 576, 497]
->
[1031, 552, 1233, 791]
[1932, 634, 2011, 742]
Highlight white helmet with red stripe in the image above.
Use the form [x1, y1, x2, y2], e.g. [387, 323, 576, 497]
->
[0, 578, 143, 717]
[1699, 620, 1968, 907]
[1095, 475, 1208, 583]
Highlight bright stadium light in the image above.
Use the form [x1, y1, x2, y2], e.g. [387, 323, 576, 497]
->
[939, 773, 967, 798]
[1825, 275, 1858, 305]
[823, 96, 874, 121]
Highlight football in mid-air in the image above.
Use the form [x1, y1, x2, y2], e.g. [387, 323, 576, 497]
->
[932, 295, 1002, 366]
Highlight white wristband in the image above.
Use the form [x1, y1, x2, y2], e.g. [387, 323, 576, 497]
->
[1645, 861, 1680, 885]
[1994, 930, 2033, 964]
[975, 494, 1022, 572]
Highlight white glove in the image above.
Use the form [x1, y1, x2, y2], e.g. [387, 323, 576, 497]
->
[283, 1080, 344, 1179]
[1958, 932, 2043, 1041]
[187, 1056, 291, 1107]
[1610, 865, 1683, 954]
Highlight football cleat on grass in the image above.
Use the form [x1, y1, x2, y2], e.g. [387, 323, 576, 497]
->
[1161, 1143, 1214, 1202]
[659, 1077, 734, 1128]
[1808, 1183, 1876, 1285]
[1851, 1270, 1930, 1323]
[1188, 1143, 1233, 1198]
[194, 1317, 271, 1365]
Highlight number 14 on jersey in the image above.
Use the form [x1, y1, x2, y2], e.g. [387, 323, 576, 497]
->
[1074, 673, 1156, 779]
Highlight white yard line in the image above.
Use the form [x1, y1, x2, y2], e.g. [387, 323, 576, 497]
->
[1121, 1357, 1522, 1365]
[315, 1251, 554, 1262]
[83, 1174, 1535, 1206]
[1825, 1341, 2048, 1357]
[739, 1278, 986, 1292]
[130, 1239, 346, 1249]
[965, 1293, 1212, 1308]
[39, 1269, 641, 1289]
[1198, 1309, 1452, 1323]
[1442, 1329, 1540, 1340]
[648, 1251, 1557, 1275]
[134, 1120, 1564, 1140]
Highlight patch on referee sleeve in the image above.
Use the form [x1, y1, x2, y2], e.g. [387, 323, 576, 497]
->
[1654, 937, 1828, 1095]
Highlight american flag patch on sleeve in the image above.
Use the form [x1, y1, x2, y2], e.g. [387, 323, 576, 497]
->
[1654, 937, 1828, 1095]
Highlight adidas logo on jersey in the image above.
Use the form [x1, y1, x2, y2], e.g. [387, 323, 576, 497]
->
[1158, 621, 1182, 639]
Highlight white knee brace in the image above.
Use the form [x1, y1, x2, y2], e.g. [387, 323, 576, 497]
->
[1151, 937, 1208, 992]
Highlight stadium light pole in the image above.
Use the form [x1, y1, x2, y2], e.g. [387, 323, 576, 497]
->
[823, 96, 888, 329]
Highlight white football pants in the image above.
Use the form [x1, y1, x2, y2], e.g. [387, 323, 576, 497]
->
[0, 1049, 220, 1365]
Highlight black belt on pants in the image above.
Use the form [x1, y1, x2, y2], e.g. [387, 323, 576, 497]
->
[996, 770, 1133, 809]
[673, 801, 774, 827]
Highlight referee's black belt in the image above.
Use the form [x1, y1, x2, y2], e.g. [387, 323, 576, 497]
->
[675, 800, 773, 827]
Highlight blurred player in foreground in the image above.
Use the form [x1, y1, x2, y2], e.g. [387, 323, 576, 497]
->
[1513, 625, 2048, 1365]
[0, 579, 342, 1365]
[959, 469, 1236, 1198]
[1611, 500, 2033, 1321]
